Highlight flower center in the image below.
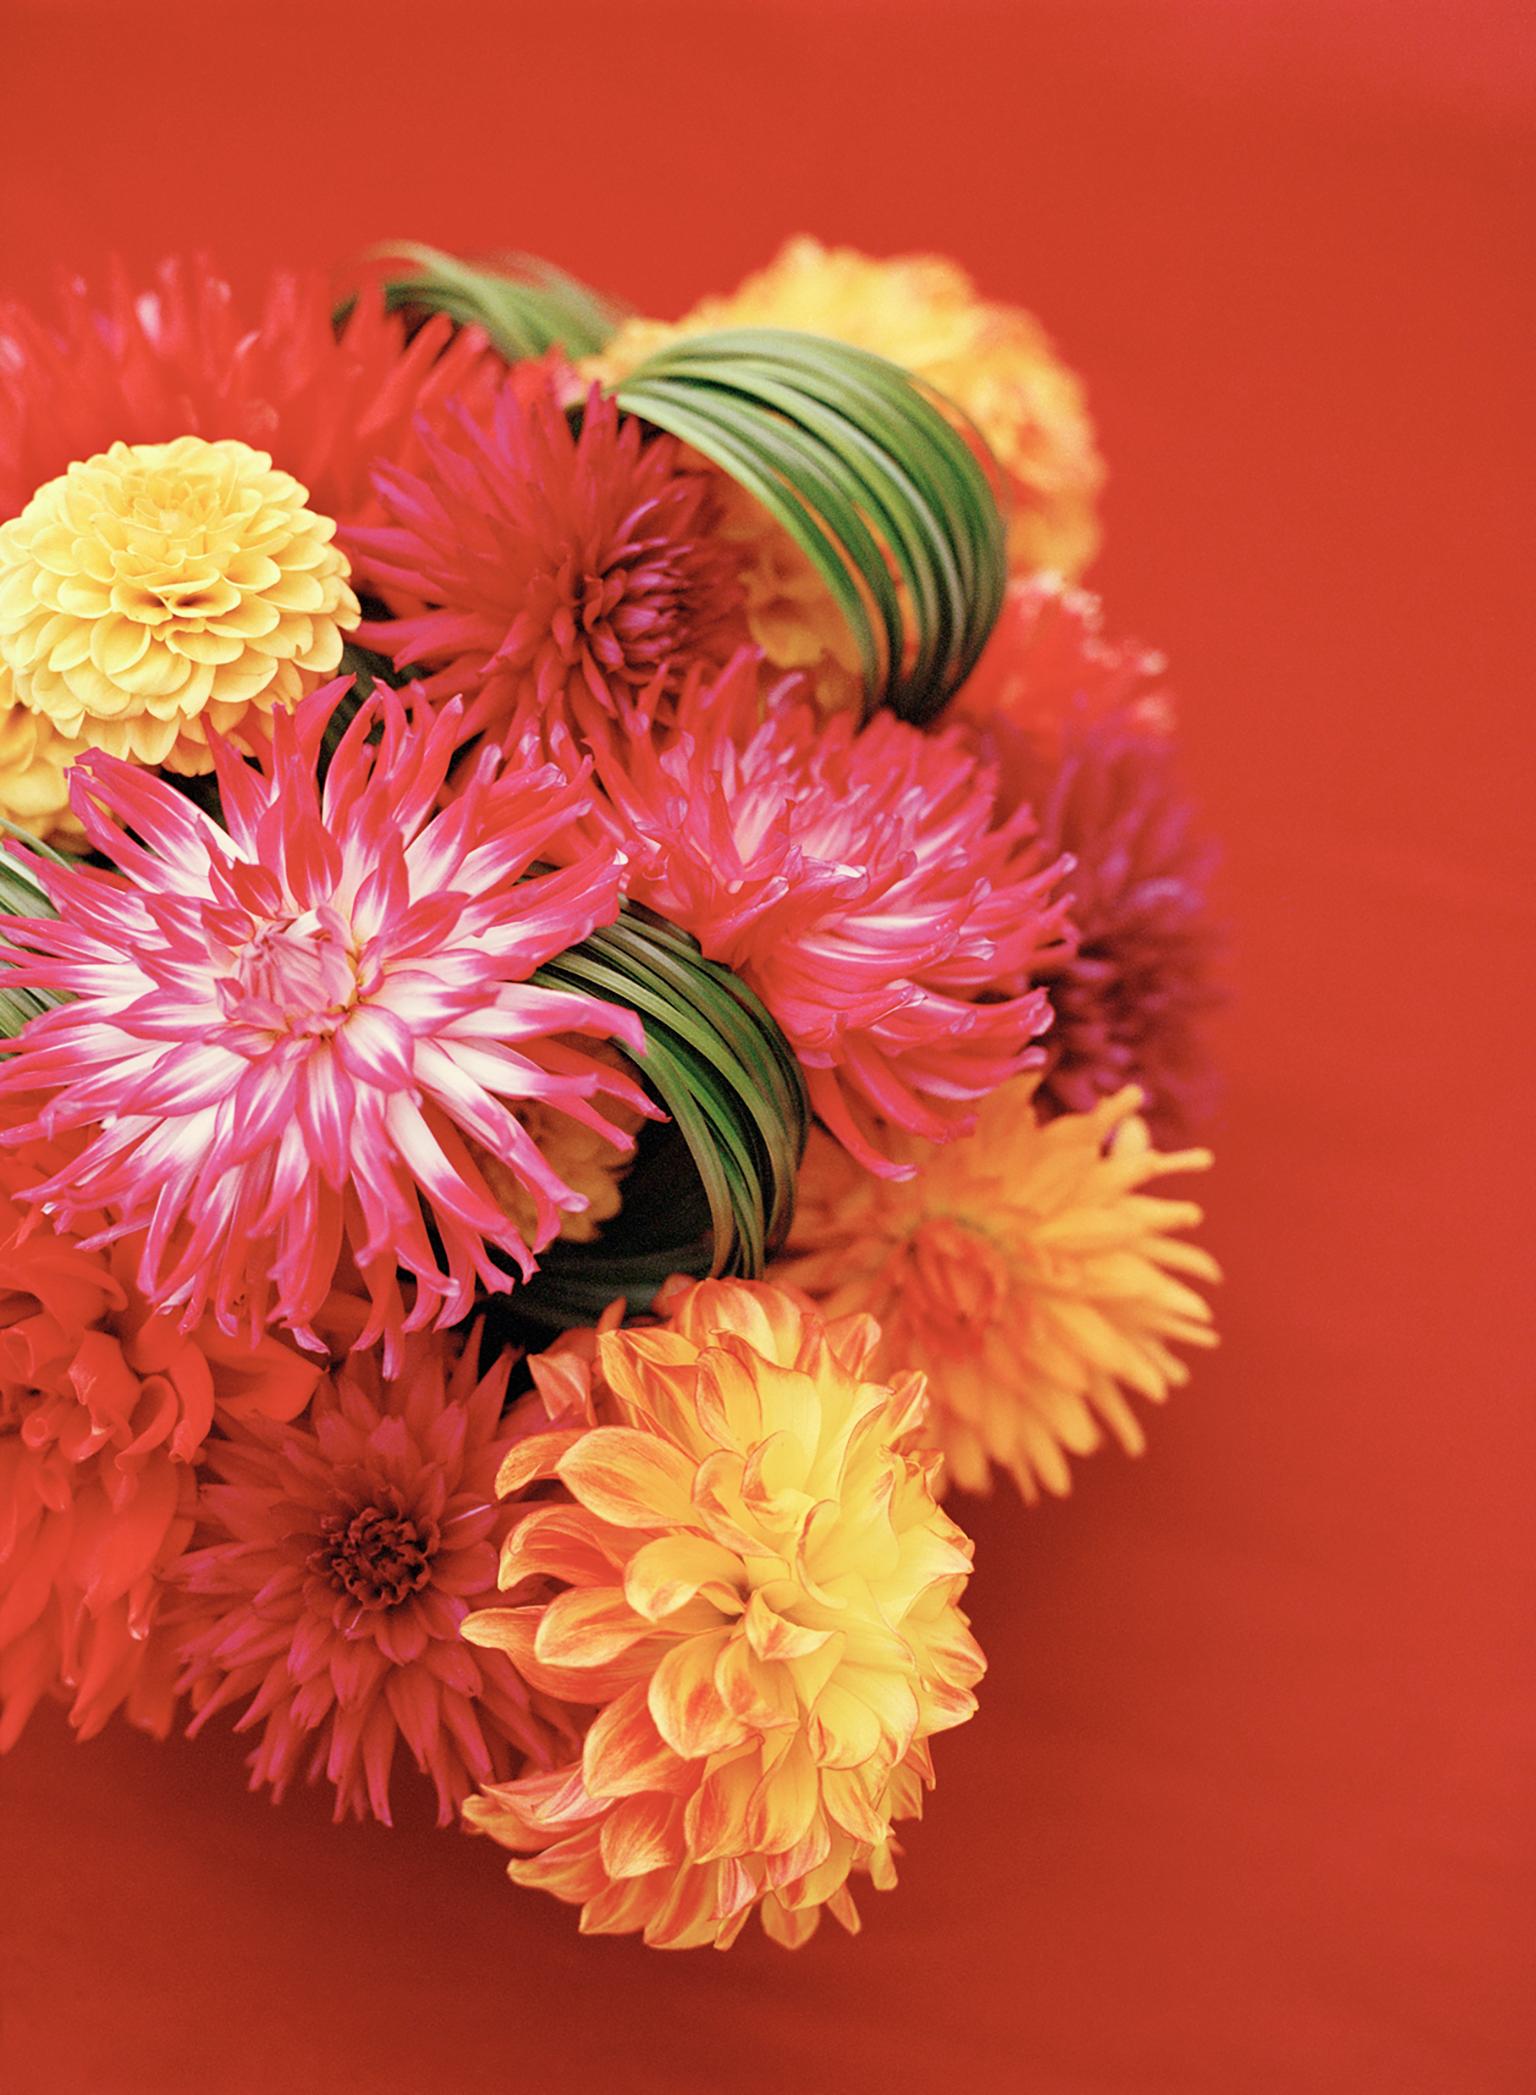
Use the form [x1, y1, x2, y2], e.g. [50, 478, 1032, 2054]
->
[902, 1215, 1011, 1325]
[227, 909, 362, 1037]
[313, 1498, 441, 1610]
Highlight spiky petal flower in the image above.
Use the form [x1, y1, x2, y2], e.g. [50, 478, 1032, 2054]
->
[0, 437, 359, 773]
[350, 367, 746, 746]
[0, 1132, 320, 1750]
[0, 261, 494, 532]
[471, 1041, 646, 1248]
[776, 1078, 1219, 1502]
[0, 684, 651, 1361]
[957, 580, 1221, 1140]
[177, 1333, 574, 1824]
[462, 1278, 984, 1950]
[562, 654, 1070, 1175]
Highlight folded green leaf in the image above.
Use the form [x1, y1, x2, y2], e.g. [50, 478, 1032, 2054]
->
[360, 244, 627, 361]
[611, 328, 1009, 724]
[522, 905, 808, 1325]
[0, 829, 60, 1038]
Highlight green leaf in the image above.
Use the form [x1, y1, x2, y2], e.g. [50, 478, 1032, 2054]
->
[520, 904, 808, 1326]
[0, 827, 59, 1038]
[611, 328, 1009, 724]
[358, 244, 628, 362]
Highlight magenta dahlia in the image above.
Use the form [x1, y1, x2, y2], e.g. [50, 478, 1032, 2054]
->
[0, 260, 495, 530]
[176, 1332, 574, 1824]
[957, 580, 1221, 1138]
[0, 684, 651, 1360]
[563, 652, 1071, 1175]
[349, 365, 746, 745]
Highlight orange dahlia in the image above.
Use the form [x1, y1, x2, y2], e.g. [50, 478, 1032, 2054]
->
[463, 1279, 984, 1949]
[776, 1079, 1219, 1502]
[0, 1136, 320, 1749]
[177, 1331, 574, 1825]
[0, 260, 494, 533]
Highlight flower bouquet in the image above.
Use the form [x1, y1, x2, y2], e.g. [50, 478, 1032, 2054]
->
[0, 239, 1219, 1950]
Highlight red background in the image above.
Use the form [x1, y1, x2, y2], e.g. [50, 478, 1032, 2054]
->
[2, 3, 1531, 2090]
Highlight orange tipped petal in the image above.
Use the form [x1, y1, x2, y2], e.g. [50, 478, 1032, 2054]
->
[622, 1533, 744, 1622]
[582, 1684, 698, 1802]
[647, 1627, 750, 1759]
[557, 1427, 701, 1529]
[496, 1427, 587, 1499]
[598, 1790, 687, 1880]
[534, 1587, 659, 1669]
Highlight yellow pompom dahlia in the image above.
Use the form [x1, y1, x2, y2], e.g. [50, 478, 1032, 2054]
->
[0, 666, 86, 841]
[588, 238, 1103, 712]
[776, 1079, 1219, 1502]
[462, 1278, 984, 1950]
[0, 436, 359, 773]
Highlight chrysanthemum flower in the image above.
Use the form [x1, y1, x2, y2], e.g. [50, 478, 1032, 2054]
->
[177, 1332, 574, 1824]
[0, 684, 652, 1360]
[0, 437, 359, 773]
[957, 580, 1221, 1139]
[587, 237, 1103, 711]
[562, 653, 1069, 1174]
[350, 367, 746, 746]
[0, 1133, 320, 1749]
[462, 1277, 983, 1949]
[776, 1078, 1219, 1502]
[0, 261, 495, 532]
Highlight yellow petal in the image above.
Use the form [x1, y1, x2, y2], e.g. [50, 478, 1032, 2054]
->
[598, 1791, 686, 1880]
[623, 1533, 743, 1621]
[558, 1426, 701, 1529]
[648, 1628, 750, 1759]
[582, 1682, 696, 1801]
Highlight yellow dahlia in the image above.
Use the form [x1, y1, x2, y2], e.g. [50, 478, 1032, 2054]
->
[462, 1278, 984, 1949]
[0, 436, 359, 773]
[588, 238, 1103, 710]
[472, 1044, 646, 1248]
[776, 1079, 1218, 1502]
[0, 667, 86, 841]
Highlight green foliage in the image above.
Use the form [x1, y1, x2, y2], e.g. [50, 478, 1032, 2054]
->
[363, 244, 627, 361]
[611, 327, 1009, 724]
[522, 905, 808, 1324]
[0, 829, 59, 1037]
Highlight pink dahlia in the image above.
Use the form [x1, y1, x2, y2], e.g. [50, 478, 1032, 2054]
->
[177, 1332, 574, 1824]
[0, 259, 495, 530]
[0, 1130, 320, 1749]
[350, 366, 746, 745]
[0, 684, 652, 1360]
[564, 653, 1070, 1175]
[957, 581, 1220, 1139]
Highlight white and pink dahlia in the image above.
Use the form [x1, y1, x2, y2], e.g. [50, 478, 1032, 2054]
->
[565, 656, 1071, 1174]
[0, 685, 651, 1358]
